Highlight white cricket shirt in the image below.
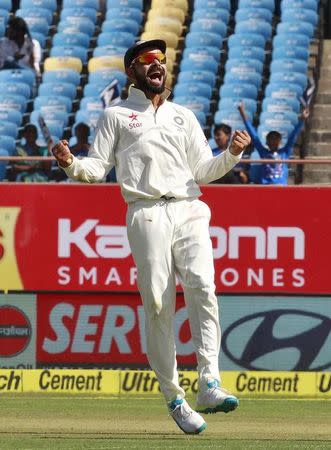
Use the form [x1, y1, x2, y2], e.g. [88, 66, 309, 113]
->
[64, 87, 242, 203]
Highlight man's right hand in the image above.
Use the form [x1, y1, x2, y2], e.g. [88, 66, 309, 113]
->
[52, 140, 73, 168]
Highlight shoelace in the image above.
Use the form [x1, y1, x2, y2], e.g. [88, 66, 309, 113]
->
[169, 403, 192, 421]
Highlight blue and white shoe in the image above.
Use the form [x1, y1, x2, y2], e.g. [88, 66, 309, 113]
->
[168, 396, 207, 434]
[196, 380, 239, 414]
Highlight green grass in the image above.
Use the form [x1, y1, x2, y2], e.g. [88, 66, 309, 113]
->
[0, 395, 329, 449]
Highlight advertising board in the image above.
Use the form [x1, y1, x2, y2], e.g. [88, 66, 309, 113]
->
[1, 184, 331, 293]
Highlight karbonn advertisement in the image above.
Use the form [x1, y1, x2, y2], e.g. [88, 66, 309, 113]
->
[1, 184, 331, 293]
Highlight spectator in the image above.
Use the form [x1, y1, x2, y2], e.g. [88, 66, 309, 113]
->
[0, 17, 37, 72]
[212, 123, 249, 184]
[9, 124, 50, 182]
[51, 123, 91, 182]
[238, 103, 309, 185]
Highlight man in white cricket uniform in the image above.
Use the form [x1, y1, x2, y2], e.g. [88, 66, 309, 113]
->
[52, 39, 251, 435]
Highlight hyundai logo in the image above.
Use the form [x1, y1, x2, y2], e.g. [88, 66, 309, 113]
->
[222, 309, 331, 371]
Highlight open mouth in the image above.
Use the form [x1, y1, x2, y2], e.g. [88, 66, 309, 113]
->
[147, 69, 164, 86]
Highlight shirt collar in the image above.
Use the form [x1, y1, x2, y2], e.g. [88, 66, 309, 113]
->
[127, 85, 172, 107]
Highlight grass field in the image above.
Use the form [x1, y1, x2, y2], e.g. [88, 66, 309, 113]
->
[0, 395, 329, 450]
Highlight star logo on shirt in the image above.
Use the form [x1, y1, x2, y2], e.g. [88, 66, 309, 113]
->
[129, 112, 138, 121]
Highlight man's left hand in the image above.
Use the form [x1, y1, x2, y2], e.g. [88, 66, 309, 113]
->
[229, 130, 251, 156]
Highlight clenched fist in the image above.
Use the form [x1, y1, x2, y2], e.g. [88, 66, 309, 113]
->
[52, 140, 73, 168]
[229, 130, 251, 156]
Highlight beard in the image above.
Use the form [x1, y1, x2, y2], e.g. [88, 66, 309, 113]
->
[133, 66, 166, 94]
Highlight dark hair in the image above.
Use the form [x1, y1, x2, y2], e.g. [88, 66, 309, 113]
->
[7, 16, 32, 39]
[23, 123, 37, 134]
[214, 123, 232, 136]
[266, 130, 282, 140]
[74, 122, 90, 134]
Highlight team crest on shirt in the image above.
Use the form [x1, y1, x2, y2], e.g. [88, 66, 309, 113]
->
[173, 116, 184, 126]
[128, 112, 142, 129]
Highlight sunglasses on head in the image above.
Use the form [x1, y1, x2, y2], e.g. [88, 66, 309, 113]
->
[132, 51, 167, 66]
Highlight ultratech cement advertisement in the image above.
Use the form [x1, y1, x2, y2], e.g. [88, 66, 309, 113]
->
[1, 184, 331, 293]
[0, 369, 329, 398]
[0, 294, 330, 373]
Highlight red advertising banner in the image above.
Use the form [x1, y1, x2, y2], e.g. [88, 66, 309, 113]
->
[0, 184, 331, 293]
[37, 293, 194, 367]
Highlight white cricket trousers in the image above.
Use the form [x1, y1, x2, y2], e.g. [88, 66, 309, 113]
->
[126, 197, 221, 402]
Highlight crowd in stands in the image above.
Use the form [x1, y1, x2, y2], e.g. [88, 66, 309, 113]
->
[0, 0, 320, 185]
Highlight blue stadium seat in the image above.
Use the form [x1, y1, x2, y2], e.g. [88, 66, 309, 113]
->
[258, 123, 294, 144]
[0, 121, 18, 138]
[235, 7, 273, 22]
[38, 81, 77, 100]
[61, 7, 97, 23]
[185, 31, 223, 48]
[214, 109, 249, 125]
[180, 55, 218, 74]
[282, 8, 318, 27]
[262, 97, 301, 113]
[193, 110, 207, 127]
[0, 109, 23, 126]
[172, 95, 211, 113]
[80, 96, 104, 111]
[0, 94, 27, 113]
[106, 0, 143, 7]
[228, 32, 265, 49]
[0, 81, 31, 98]
[50, 45, 89, 63]
[0, 0, 11, 10]
[20, 0, 57, 11]
[58, 17, 95, 36]
[238, 0, 274, 11]
[43, 69, 81, 86]
[182, 46, 221, 62]
[226, 58, 263, 74]
[88, 69, 127, 88]
[265, 81, 304, 99]
[101, 18, 140, 35]
[190, 19, 227, 37]
[30, 110, 69, 127]
[224, 71, 262, 89]
[281, 0, 318, 12]
[18, 15, 49, 35]
[173, 82, 213, 99]
[105, 7, 143, 24]
[97, 31, 136, 48]
[31, 31, 47, 47]
[220, 82, 258, 99]
[272, 46, 309, 62]
[93, 45, 127, 57]
[62, 0, 99, 9]
[194, 0, 230, 9]
[0, 135, 16, 155]
[52, 31, 90, 48]
[218, 97, 257, 115]
[75, 109, 103, 127]
[269, 72, 307, 90]
[273, 33, 310, 49]
[270, 58, 308, 75]
[34, 95, 73, 113]
[228, 45, 265, 62]
[276, 21, 314, 39]
[260, 110, 298, 126]
[192, 8, 230, 25]
[235, 19, 272, 41]
[177, 70, 216, 87]
[16, 7, 53, 25]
